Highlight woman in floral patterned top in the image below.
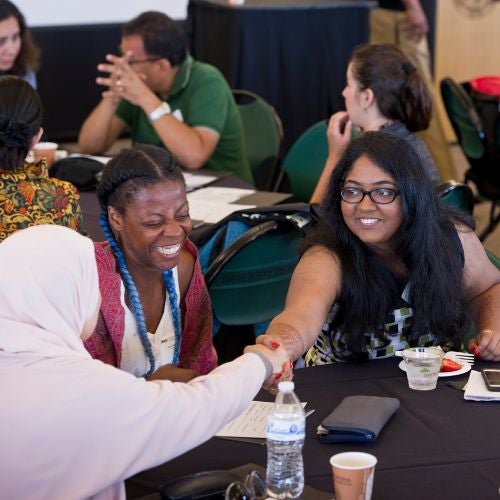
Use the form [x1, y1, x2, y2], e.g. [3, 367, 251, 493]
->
[0, 75, 82, 241]
[258, 132, 500, 364]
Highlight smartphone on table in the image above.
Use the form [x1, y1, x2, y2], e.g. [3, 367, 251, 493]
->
[481, 369, 500, 392]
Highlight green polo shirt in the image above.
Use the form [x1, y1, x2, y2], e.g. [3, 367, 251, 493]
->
[116, 55, 253, 184]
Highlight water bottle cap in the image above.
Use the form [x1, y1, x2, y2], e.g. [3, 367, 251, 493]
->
[278, 381, 294, 392]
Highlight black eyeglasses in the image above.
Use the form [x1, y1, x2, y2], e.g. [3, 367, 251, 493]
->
[128, 56, 163, 65]
[225, 470, 266, 500]
[340, 187, 400, 204]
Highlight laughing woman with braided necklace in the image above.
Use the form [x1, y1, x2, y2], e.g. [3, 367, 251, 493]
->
[84, 144, 216, 381]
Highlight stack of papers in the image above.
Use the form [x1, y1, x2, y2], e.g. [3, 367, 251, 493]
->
[187, 186, 256, 224]
[183, 172, 217, 192]
[464, 370, 500, 401]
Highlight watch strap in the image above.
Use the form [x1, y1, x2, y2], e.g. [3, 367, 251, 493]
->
[149, 102, 171, 122]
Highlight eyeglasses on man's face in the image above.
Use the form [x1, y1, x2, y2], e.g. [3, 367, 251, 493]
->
[118, 47, 163, 65]
[128, 56, 163, 65]
[225, 470, 266, 500]
[340, 187, 400, 204]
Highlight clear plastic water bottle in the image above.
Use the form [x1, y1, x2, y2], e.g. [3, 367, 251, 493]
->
[266, 381, 305, 499]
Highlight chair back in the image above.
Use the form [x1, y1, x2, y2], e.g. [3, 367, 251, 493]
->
[441, 77, 500, 241]
[437, 181, 474, 215]
[440, 77, 485, 160]
[232, 89, 284, 191]
[280, 120, 329, 202]
[205, 219, 303, 325]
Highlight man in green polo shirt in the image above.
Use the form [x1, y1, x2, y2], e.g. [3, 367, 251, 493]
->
[78, 11, 252, 184]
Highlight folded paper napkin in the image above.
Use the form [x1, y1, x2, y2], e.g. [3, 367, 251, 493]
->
[317, 395, 400, 444]
[464, 370, 500, 401]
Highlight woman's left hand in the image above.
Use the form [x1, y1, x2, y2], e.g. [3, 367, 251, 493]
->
[469, 330, 500, 361]
[326, 111, 352, 155]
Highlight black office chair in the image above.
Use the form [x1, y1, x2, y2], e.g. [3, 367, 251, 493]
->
[440, 77, 500, 241]
[232, 89, 284, 191]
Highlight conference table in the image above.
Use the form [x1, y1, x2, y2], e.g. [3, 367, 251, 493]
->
[187, 0, 376, 151]
[126, 357, 500, 500]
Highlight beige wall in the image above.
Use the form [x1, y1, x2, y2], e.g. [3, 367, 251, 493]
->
[434, 1, 500, 140]
[17, 0, 189, 26]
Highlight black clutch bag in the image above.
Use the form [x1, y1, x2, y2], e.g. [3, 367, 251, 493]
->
[318, 395, 400, 444]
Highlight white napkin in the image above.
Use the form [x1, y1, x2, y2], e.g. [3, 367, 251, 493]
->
[464, 370, 500, 401]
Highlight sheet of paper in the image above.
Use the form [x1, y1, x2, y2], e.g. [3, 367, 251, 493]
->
[216, 401, 307, 439]
[68, 153, 111, 165]
[187, 186, 255, 204]
[464, 370, 500, 401]
[187, 199, 255, 223]
[183, 172, 217, 192]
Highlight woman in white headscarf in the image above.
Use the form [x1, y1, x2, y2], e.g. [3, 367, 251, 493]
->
[0, 225, 289, 500]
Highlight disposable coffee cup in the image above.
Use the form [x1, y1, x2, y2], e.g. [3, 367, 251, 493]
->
[402, 347, 443, 391]
[32, 142, 58, 167]
[330, 452, 377, 500]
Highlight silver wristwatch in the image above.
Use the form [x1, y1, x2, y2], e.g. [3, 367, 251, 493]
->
[148, 102, 171, 122]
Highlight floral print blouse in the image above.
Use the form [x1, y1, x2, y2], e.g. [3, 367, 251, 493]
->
[0, 160, 83, 241]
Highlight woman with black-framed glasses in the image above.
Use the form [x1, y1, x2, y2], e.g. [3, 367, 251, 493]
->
[258, 132, 500, 366]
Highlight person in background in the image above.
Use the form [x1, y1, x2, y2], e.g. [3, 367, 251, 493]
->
[78, 11, 252, 183]
[260, 132, 500, 364]
[84, 144, 217, 381]
[0, 224, 289, 500]
[0, 0, 40, 88]
[370, 0, 455, 181]
[0, 75, 82, 241]
[311, 43, 440, 203]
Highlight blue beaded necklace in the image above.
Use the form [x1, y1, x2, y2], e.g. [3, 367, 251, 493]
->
[100, 213, 182, 377]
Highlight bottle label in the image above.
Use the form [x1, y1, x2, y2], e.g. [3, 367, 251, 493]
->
[267, 418, 305, 441]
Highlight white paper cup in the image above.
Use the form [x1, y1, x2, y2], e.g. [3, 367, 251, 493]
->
[330, 452, 377, 500]
[32, 142, 58, 166]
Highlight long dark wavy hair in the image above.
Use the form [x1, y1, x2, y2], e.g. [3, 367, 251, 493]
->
[350, 44, 432, 132]
[309, 132, 473, 357]
[0, 75, 42, 170]
[0, 0, 40, 76]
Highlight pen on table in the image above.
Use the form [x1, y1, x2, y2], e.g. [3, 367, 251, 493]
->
[305, 409, 315, 418]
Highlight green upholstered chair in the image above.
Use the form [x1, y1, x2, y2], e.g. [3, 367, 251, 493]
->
[437, 180, 475, 215]
[278, 120, 329, 203]
[232, 89, 284, 191]
[486, 248, 500, 270]
[205, 219, 303, 326]
[440, 77, 500, 241]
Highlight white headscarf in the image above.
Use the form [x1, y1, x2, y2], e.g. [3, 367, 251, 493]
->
[0, 225, 99, 363]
